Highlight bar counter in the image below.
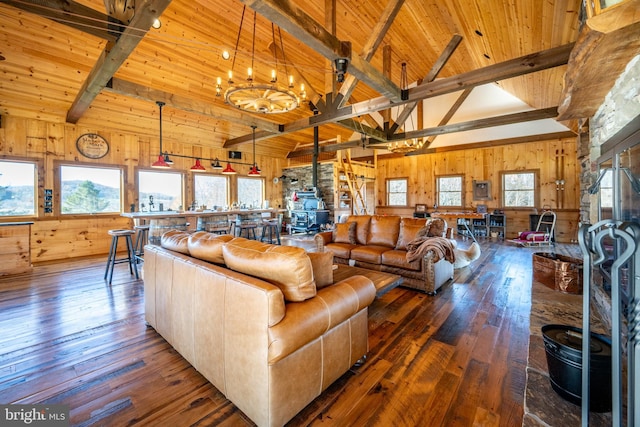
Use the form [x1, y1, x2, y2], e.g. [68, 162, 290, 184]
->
[121, 209, 284, 243]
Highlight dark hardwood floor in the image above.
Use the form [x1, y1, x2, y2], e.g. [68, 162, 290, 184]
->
[0, 237, 578, 426]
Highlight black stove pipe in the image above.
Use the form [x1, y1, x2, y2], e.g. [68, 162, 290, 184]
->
[312, 109, 319, 189]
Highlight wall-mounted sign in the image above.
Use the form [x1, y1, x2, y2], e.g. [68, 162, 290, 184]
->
[228, 150, 242, 160]
[76, 133, 109, 159]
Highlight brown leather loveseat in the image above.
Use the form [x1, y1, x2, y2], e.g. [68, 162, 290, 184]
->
[143, 231, 376, 427]
[314, 215, 454, 295]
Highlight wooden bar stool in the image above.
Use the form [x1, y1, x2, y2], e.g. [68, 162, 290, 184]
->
[260, 218, 281, 244]
[104, 229, 139, 284]
[235, 213, 259, 240]
[133, 224, 150, 263]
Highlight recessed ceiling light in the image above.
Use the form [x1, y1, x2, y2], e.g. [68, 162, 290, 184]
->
[221, 50, 230, 60]
[152, 18, 161, 29]
[0, 54, 5, 61]
[475, 30, 483, 36]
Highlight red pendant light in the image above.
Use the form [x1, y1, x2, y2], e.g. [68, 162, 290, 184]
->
[222, 163, 237, 175]
[248, 165, 260, 176]
[190, 159, 206, 172]
[152, 154, 170, 168]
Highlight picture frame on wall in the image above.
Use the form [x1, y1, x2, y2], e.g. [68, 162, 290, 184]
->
[473, 180, 492, 201]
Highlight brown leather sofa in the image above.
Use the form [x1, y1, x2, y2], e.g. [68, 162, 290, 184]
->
[143, 231, 376, 427]
[314, 215, 454, 295]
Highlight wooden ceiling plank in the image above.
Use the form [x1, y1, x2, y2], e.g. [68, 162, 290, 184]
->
[65, 0, 173, 123]
[106, 78, 281, 133]
[337, 0, 406, 107]
[238, 0, 401, 101]
[0, 0, 119, 43]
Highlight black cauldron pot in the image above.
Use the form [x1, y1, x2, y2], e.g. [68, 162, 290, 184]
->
[542, 324, 612, 413]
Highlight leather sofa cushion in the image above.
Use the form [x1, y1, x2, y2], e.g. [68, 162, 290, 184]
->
[187, 231, 234, 264]
[267, 275, 375, 363]
[396, 221, 428, 250]
[367, 215, 400, 247]
[381, 249, 422, 271]
[325, 242, 355, 259]
[333, 221, 356, 244]
[351, 215, 372, 245]
[307, 251, 334, 289]
[350, 245, 390, 264]
[161, 230, 191, 254]
[222, 237, 316, 302]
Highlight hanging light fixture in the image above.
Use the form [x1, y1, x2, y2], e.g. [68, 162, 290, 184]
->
[222, 163, 237, 175]
[387, 99, 424, 154]
[211, 158, 223, 169]
[151, 101, 171, 168]
[217, 7, 305, 114]
[190, 159, 206, 172]
[248, 125, 261, 176]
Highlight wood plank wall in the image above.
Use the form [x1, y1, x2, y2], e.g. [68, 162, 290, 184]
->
[0, 116, 286, 263]
[375, 137, 580, 242]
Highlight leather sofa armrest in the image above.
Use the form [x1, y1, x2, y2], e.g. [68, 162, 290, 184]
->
[314, 231, 333, 252]
[268, 275, 375, 363]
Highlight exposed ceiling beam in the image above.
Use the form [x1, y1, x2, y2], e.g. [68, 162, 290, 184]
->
[337, 0, 406, 107]
[0, 0, 120, 43]
[287, 138, 363, 158]
[225, 43, 573, 147]
[411, 131, 577, 154]
[105, 78, 281, 133]
[369, 107, 560, 146]
[238, 0, 402, 102]
[66, 0, 172, 123]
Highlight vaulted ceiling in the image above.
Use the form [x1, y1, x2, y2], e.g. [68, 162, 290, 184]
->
[0, 0, 583, 159]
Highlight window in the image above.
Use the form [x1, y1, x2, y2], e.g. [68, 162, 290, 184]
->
[502, 171, 536, 207]
[600, 168, 613, 209]
[437, 175, 463, 207]
[386, 178, 407, 206]
[238, 177, 264, 208]
[0, 160, 36, 216]
[138, 170, 183, 211]
[60, 165, 122, 214]
[194, 174, 228, 209]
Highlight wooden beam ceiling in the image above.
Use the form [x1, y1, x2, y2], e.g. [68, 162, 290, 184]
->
[224, 43, 573, 147]
[66, 0, 172, 123]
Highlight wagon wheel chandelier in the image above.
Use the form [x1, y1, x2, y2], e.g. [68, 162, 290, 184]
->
[216, 6, 306, 114]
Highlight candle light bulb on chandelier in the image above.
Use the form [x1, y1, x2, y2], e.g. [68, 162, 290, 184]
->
[228, 70, 233, 84]
[271, 70, 277, 83]
[247, 67, 253, 82]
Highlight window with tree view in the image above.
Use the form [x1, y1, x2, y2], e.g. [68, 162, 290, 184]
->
[238, 177, 264, 208]
[138, 170, 183, 212]
[437, 175, 463, 207]
[61, 165, 122, 214]
[194, 174, 228, 209]
[502, 171, 536, 207]
[0, 160, 36, 216]
[387, 178, 407, 206]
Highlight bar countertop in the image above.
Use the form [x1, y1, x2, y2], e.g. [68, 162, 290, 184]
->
[121, 208, 282, 221]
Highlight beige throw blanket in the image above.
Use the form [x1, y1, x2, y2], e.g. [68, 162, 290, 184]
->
[406, 236, 456, 264]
